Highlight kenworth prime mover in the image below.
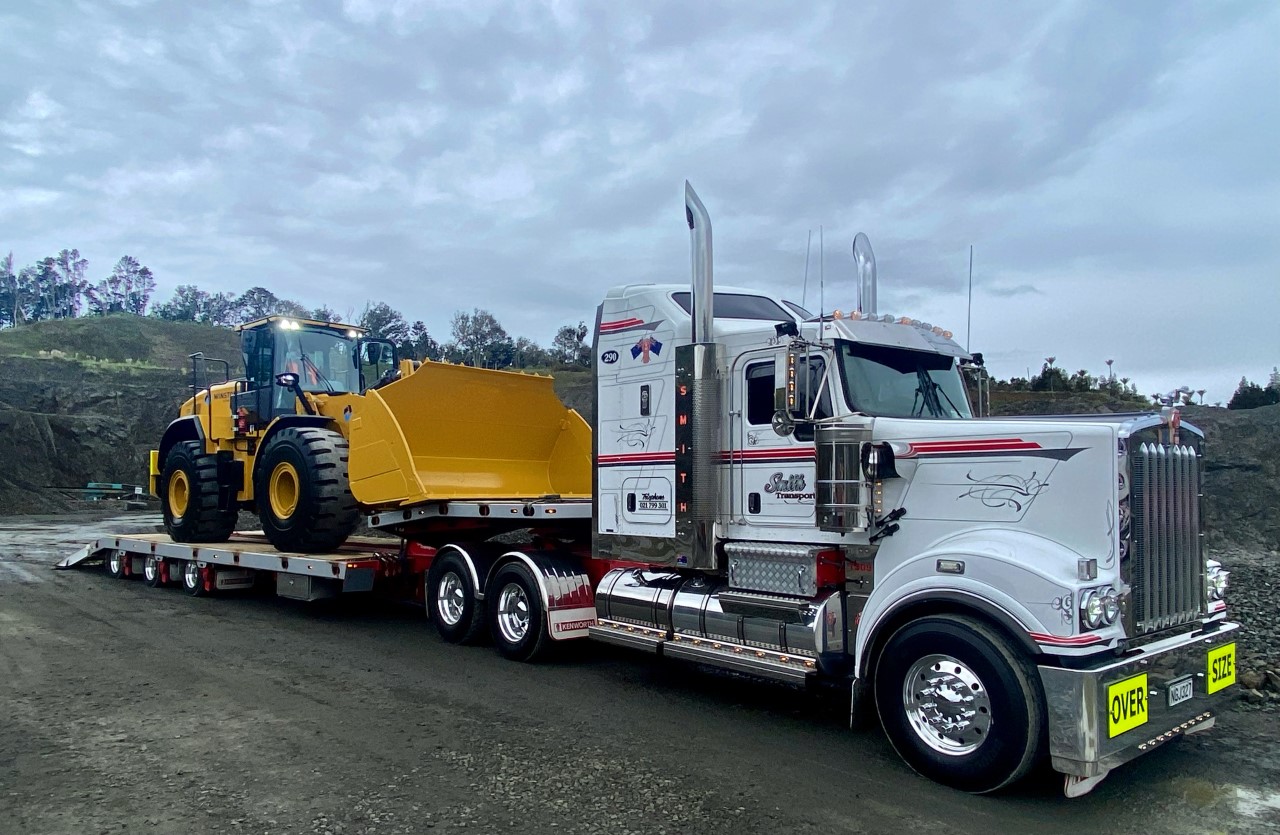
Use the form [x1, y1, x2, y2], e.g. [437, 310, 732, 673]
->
[62, 183, 1238, 797]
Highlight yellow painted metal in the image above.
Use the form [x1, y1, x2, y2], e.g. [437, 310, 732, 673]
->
[268, 461, 301, 519]
[169, 469, 191, 517]
[148, 450, 160, 497]
[346, 362, 592, 506]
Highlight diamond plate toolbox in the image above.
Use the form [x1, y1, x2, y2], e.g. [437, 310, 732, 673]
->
[725, 542, 817, 597]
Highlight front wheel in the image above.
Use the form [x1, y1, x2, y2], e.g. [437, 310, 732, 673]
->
[254, 427, 358, 553]
[874, 614, 1045, 794]
[487, 563, 549, 662]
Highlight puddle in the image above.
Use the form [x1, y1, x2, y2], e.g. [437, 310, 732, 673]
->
[1236, 786, 1280, 819]
[0, 514, 162, 562]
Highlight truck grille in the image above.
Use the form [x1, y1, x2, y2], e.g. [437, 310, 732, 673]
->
[1128, 441, 1204, 634]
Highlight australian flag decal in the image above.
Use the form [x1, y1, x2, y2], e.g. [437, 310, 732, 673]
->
[631, 336, 663, 363]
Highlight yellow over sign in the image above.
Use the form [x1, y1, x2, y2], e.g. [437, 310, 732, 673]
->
[1107, 673, 1149, 738]
[1207, 643, 1236, 694]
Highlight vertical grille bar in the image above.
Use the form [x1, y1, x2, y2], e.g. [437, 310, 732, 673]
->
[1127, 439, 1203, 635]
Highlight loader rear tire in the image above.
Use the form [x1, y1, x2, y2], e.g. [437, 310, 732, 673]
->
[162, 441, 236, 543]
[254, 427, 358, 553]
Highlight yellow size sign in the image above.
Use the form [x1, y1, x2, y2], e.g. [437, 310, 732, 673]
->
[1207, 643, 1236, 694]
[1107, 673, 1149, 738]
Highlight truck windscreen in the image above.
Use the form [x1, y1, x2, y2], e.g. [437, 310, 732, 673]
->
[837, 341, 972, 419]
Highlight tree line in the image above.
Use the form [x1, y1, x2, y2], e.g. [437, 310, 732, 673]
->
[1, 249, 591, 369]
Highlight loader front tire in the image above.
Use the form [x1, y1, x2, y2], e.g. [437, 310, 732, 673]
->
[162, 441, 236, 543]
[254, 427, 358, 553]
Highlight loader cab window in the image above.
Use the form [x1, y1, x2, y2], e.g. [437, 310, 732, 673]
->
[242, 328, 273, 390]
[275, 328, 358, 395]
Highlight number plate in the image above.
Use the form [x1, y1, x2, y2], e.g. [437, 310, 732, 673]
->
[1167, 676, 1193, 708]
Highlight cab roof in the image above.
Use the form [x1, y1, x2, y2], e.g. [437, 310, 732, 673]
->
[236, 315, 366, 334]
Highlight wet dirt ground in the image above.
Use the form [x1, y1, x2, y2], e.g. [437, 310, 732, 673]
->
[1, 512, 1278, 834]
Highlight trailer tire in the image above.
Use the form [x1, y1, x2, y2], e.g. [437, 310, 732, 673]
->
[162, 441, 236, 543]
[254, 427, 358, 553]
[144, 555, 167, 587]
[874, 614, 1045, 794]
[488, 563, 549, 662]
[105, 549, 127, 579]
[183, 561, 209, 597]
[428, 555, 485, 644]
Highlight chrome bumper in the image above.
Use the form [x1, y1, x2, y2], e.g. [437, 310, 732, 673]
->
[1038, 621, 1240, 778]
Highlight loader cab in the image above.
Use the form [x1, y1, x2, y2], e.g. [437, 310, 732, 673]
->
[234, 316, 365, 427]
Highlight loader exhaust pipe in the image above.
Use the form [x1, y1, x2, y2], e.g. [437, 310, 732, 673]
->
[684, 181, 714, 342]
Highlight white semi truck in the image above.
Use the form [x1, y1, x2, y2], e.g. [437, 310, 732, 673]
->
[63, 183, 1238, 797]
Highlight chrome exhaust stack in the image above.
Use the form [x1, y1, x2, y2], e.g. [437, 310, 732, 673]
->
[685, 181, 714, 342]
[675, 182, 721, 571]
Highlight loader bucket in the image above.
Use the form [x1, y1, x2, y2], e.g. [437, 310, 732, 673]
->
[346, 362, 592, 507]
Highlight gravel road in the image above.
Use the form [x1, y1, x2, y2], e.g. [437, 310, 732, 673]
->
[1, 513, 1278, 834]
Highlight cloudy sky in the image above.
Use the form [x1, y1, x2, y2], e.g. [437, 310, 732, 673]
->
[3, 0, 1277, 403]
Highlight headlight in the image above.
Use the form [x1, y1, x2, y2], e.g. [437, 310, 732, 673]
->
[1206, 560, 1229, 601]
[1102, 588, 1120, 623]
[1082, 591, 1105, 629]
[1079, 586, 1120, 630]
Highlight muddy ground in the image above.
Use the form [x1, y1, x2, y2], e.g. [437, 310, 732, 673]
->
[1, 512, 1278, 834]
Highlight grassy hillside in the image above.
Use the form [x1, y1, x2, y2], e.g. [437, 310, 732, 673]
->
[0, 315, 241, 371]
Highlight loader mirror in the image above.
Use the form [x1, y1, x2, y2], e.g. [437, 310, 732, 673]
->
[275, 372, 299, 388]
[364, 342, 383, 364]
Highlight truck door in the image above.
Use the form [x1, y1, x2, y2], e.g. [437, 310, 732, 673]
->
[730, 357, 822, 528]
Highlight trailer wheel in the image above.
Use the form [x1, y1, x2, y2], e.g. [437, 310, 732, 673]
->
[105, 549, 127, 579]
[254, 427, 358, 553]
[428, 555, 485, 644]
[144, 555, 167, 587]
[488, 563, 549, 662]
[183, 561, 209, 597]
[874, 614, 1045, 794]
[162, 441, 236, 543]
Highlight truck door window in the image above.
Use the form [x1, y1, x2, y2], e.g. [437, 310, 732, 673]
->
[746, 362, 775, 425]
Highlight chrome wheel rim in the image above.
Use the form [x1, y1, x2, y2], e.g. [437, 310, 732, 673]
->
[108, 551, 123, 575]
[184, 562, 200, 590]
[436, 571, 466, 627]
[496, 583, 530, 644]
[903, 653, 992, 756]
[144, 556, 158, 582]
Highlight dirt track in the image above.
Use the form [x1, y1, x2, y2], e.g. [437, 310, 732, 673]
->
[2, 513, 1279, 834]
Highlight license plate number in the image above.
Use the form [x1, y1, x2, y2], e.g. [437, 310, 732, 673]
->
[1167, 676, 1193, 707]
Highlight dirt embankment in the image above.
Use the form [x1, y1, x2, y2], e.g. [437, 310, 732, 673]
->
[0, 358, 193, 512]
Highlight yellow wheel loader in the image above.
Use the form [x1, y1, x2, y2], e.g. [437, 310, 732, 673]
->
[150, 315, 592, 553]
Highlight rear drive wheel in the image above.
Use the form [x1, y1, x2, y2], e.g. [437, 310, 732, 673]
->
[183, 561, 209, 597]
[874, 614, 1045, 794]
[488, 563, 549, 662]
[105, 549, 126, 579]
[254, 427, 358, 552]
[428, 555, 485, 644]
[161, 441, 235, 543]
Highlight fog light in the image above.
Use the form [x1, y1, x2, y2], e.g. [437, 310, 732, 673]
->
[1081, 590, 1105, 629]
[1102, 588, 1120, 624]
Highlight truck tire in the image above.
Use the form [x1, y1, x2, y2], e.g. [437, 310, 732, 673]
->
[874, 614, 1046, 794]
[254, 427, 358, 553]
[428, 555, 485, 644]
[162, 441, 236, 543]
[487, 563, 549, 662]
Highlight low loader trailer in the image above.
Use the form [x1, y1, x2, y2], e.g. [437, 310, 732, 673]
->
[60, 183, 1239, 798]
